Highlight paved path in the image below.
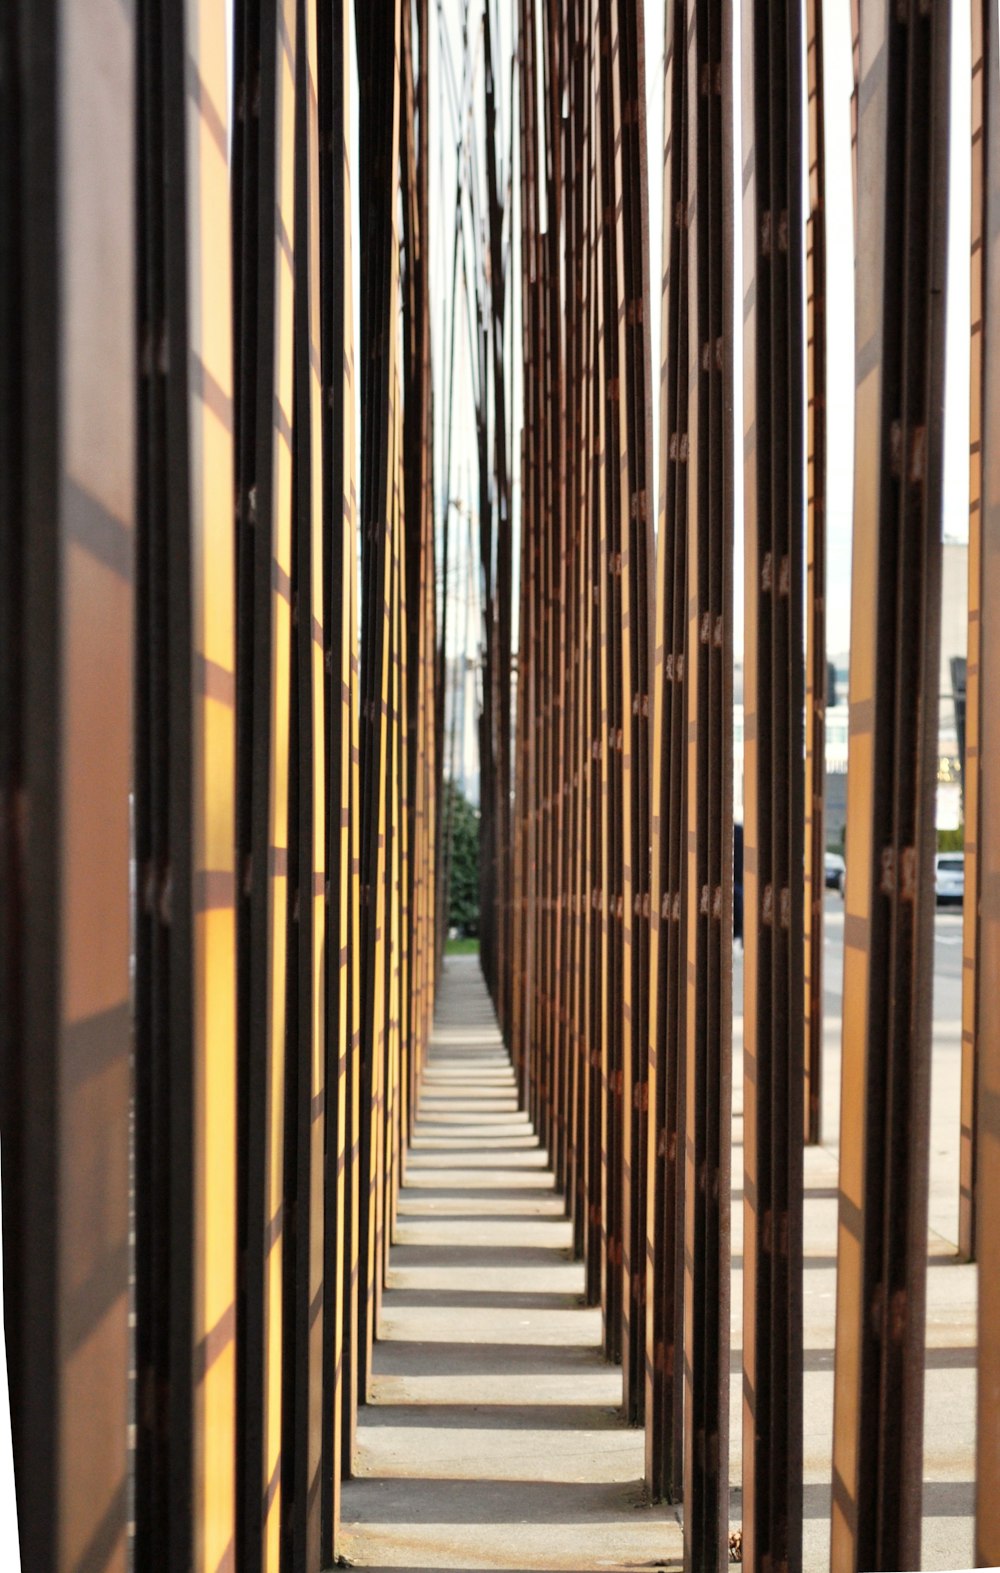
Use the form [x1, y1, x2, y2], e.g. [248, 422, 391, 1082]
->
[340, 955, 683, 1571]
[341, 948, 975, 1571]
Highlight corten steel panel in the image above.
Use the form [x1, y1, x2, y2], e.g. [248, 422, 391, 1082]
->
[590, 0, 616, 1345]
[549, 5, 569, 1209]
[396, 557, 411, 1199]
[551, 0, 571, 1212]
[588, 206, 608, 1315]
[511, 510, 529, 1104]
[544, 6, 563, 1170]
[596, 0, 626, 1370]
[740, 0, 806, 1564]
[682, 0, 735, 1565]
[960, 0, 987, 1266]
[384, 443, 405, 1263]
[398, 0, 416, 1148]
[342, 413, 362, 1472]
[232, 0, 298, 1563]
[512, 455, 529, 1107]
[830, 3, 950, 1568]
[583, 0, 599, 1273]
[280, 0, 327, 1562]
[598, 0, 656, 1431]
[355, 0, 402, 1399]
[134, 0, 238, 1564]
[382, 488, 397, 1282]
[567, 0, 592, 1286]
[533, 23, 549, 1159]
[587, 0, 609, 1316]
[417, 482, 436, 1092]
[317, 0, 356, 1542]
[0, 4, 134, 1566]
[483, 0, 513, 1057]
[516, 0, 540, 1124]
[977, 0, 1000, 1557]
[537, 221, 549, 1156]
[645, 0, 689, 1505]
[398, 0, 433, 1172]
[803, 0, 827, 1150]
[564, 0, 590, 1263]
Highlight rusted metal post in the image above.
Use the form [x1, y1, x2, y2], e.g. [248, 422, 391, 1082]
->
[681, 0, 735, 1564]
[646, 0, 690, 1503]
[740, 0, 806, 1562]
[831, 3, 950, 1567]
[803, 0, 827, 1151]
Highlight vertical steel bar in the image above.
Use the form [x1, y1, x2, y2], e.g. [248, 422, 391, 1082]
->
[646, 0, 689, 1505]
[281, 0, 327, 1558]
[596, 0, 625, 1368]
[134, 2, 238, 1564]
[611, 0, 656, 1429]
[803, 0, 827, 1150]
[830, 3, 950, 1566]
[355, 0, 402, 1400]
[232, 2, 298, 1560]
[317, 0, 356, 1541]
[740, 0, 806, 1562]
[681, 0, 734, 1563]
[960, 0, 987, 1265]
[976, 0, 1000, 1558]
[0, 6, 134, 1566]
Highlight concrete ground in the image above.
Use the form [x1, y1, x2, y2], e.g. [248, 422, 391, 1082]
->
[731, 896, 976, 1571]
[341, 903, 976, 1572]
[340, 957, 684, 1571]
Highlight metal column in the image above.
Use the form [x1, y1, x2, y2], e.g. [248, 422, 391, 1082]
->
[830, 3, 950, 1567]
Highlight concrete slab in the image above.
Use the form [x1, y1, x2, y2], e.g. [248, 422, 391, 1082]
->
[339, 955, 684, 1572]
[342, 921, 977, 1572]
[731, 898, 976, 1571]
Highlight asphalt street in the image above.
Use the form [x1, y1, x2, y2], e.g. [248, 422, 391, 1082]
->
[821, 890, 964, 1021]
[729, 895, 975, 1570]
[732, 891, 967, 1243]
[733, 891, 965, 1028]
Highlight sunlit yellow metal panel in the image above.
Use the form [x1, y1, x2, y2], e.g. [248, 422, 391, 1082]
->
[961, 0, 986, 1266]
[2, 4, 135, 1567]
[185, 4, 239, 1565]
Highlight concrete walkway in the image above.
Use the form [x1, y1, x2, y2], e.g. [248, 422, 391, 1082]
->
[341, 943, 976, 1571]
[340, 955, 684, 1571]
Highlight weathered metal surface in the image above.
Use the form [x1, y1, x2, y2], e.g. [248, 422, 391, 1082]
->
[803, 0, 826, 1152]
[232, 1, 298, 1561]
[681, 0, 735, 1564]
[281, 0, 327, 1559]
[5, 0, 996, 1567]
[740, 0, 806, 1563]
[646, 0, 690, 1504]
[961, 0, 986, 1268]
[977, 0, 1000, 1559]
[355, 0, 403, 1401]
[612, 0, 656, 1430]
[134, 1, 239, 1564]
[0, 5, 135, 1567]
[316, 0, 356, 1546]
[831, 2, 950, 1568]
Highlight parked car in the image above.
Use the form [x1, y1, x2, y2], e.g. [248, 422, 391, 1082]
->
[824, 851, 846, 891]
[935, 851, 964, 906]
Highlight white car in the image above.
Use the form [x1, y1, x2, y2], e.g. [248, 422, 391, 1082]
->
[935, 852, 964, 906]
[824, 851, 846, 891]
